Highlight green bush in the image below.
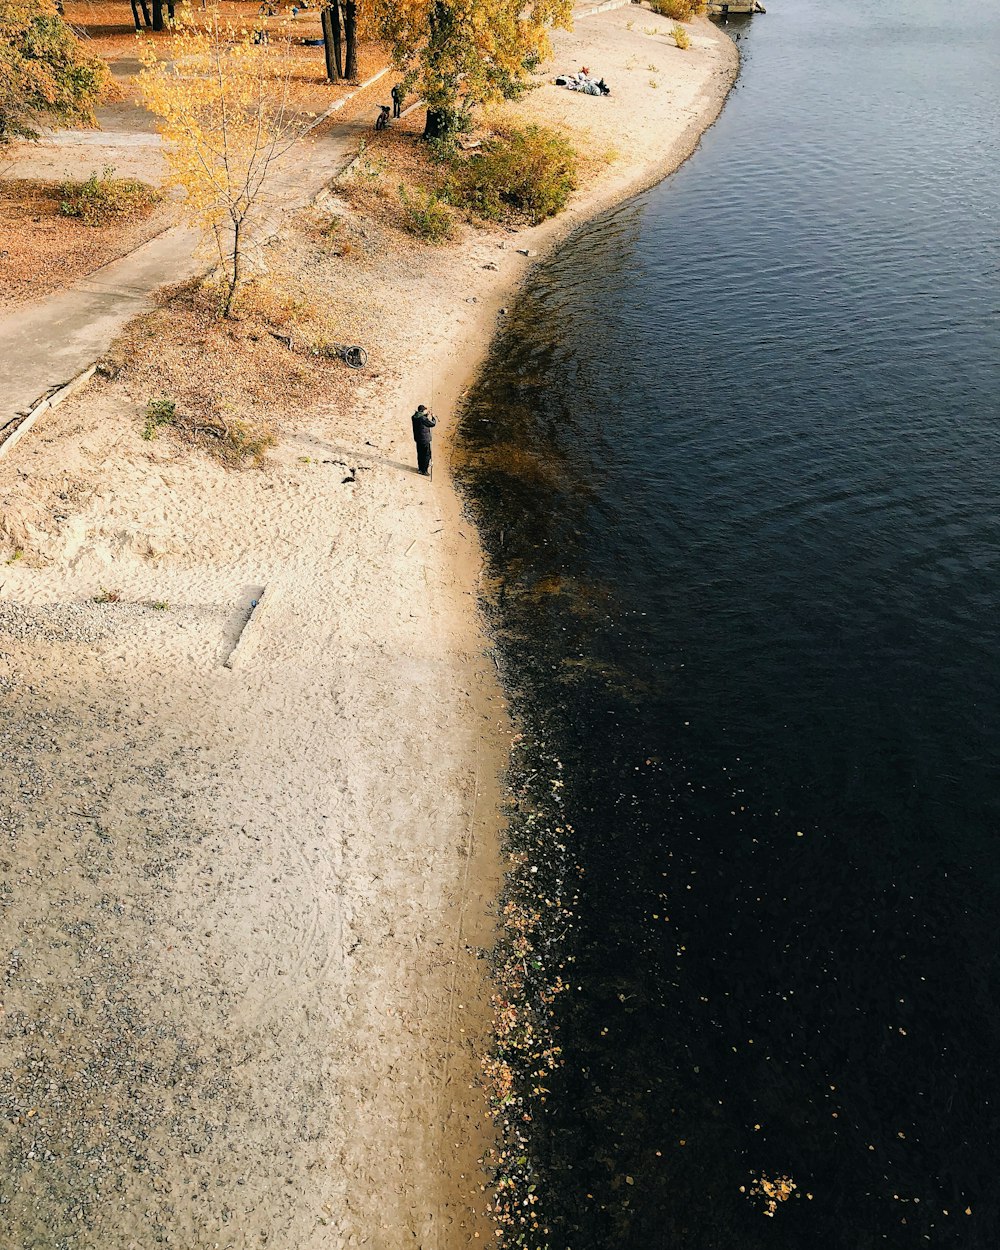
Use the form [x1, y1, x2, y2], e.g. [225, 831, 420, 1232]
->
[143, 396, 176, 440]
[446, 125, 578, 225]
[650, 0, 705, 18]
[398, 184, 455, 242]
[60, 166, 161, 226]
[672, 22, 692, 49]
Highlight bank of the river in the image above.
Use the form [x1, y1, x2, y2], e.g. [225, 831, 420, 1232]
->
[0, 9, 736, 1248]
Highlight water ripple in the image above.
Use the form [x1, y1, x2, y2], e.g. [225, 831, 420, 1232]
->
[458, 1, 1000, 1246]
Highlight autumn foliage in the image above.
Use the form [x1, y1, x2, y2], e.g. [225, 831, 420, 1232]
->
[650, 0, 707, 19]
[0, 0, 108, 145]
[138, 5, 313, 316]
[368, 0, 574, 137]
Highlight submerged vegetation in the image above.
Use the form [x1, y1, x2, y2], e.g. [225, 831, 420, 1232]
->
[483, 735, 578, 1249]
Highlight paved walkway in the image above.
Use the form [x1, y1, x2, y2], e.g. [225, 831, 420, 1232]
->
[0, 98, 379, 421]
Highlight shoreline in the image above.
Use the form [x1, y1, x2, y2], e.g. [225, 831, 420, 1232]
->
[429, 17, 739, 1239]
[431, 18, 740, 460]
[0, 10, 737, 1247]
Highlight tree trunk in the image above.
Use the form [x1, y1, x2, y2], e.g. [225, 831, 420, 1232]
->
[331, 0, 344, 79]
[130, 0, 142, 29]
[224, 220, 241, 320]
[423, 108, 450, 141]
[422, 108, 460, 141]
[151, 0, 164, 31]
[138, 0, 152, 27]
[343, 0, 357, 82]
[321, 6, 339, 82]
[167, 0, 174, 20]
[422, 3, 457, 140]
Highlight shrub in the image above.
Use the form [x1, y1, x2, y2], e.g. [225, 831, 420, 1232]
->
[650, 0, 705, 18]
[141, 393, 274, 466]
[426, 134, 459, 164]
[143, 396, 176, 440]
[217, 417, 277, 466]
[672, 22, 692, 49]
[59, 166, 160, 226]
[447, 125, 578, 225]
[398, 184, 455, 242]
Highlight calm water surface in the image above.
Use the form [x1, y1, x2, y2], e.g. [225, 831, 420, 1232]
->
[456, 1, 1000, 1246]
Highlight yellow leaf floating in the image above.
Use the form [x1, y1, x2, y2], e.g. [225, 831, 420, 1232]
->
[747, 1173, 798, 1218]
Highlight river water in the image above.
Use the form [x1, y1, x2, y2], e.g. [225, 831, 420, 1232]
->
[455, 2, 1000, 1246]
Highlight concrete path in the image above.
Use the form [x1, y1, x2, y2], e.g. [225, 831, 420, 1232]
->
[0, 99, 379, 422]
[0, 224, 203, 419]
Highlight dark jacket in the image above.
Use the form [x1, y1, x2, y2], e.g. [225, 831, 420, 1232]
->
[411, 411, 437, 444]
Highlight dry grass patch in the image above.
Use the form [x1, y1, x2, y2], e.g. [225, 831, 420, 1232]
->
[100, 263, 374, 467]
[336, 125, 460, 242]
[0, 177, 169, 306]
[140, 393, 277, 468]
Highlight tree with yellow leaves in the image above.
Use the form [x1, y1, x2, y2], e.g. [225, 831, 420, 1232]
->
[139, 5, 313, 317]
[367, 0, 573, 139]
[0, 0, 108, 147]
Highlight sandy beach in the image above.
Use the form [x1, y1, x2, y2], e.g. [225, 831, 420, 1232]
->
[0, 7, 737, 1247]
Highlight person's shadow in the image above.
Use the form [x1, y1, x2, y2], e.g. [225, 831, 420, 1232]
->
[284, 430, 420, 474]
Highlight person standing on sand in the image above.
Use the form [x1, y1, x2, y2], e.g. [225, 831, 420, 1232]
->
[411, 404, 437, 476]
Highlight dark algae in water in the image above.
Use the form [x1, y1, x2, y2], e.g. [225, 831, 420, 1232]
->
[457, 0, 1000, 1246]
[480, 736, 578, 1247]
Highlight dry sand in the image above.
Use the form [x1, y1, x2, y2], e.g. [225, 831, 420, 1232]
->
[0, 7, 737, 1247]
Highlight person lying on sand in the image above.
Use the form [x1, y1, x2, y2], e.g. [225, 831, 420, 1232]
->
[554, 71, 611, 96]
